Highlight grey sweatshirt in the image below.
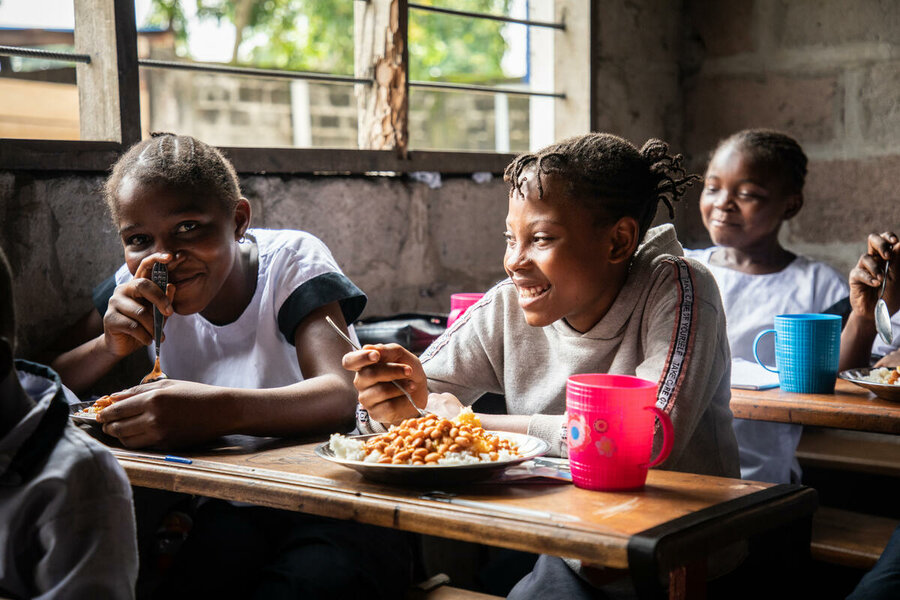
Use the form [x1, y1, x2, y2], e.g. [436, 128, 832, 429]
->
[357, 225, 739, 478]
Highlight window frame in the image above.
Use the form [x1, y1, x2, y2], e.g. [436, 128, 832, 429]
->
[0, 0, 592, 175]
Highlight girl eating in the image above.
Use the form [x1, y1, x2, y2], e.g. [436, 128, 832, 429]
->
[343, 132, 741, 597]
[50, 133, 412, 599]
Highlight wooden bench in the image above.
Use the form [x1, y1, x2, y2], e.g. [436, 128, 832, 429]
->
[811, 507, 898, 569]
[407, 574, 503, 600]
[796, 428, 900, 477]
[797, 430, 899, 568]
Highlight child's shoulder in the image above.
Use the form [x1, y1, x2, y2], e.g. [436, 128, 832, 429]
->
[252, 228, 340, 268]
[784, 254, 848, 292]
[36, 424, 132, 503]
[683, 246, 715, 263]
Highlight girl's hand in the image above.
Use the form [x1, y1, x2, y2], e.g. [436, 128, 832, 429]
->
[849, 232, 900, 319]
[102, 253, 175, 358]
[341, 343, 426, 425]
[425, 392, 465, 420]
[96, 379, 221, 449]
[875, 348, 900, 368]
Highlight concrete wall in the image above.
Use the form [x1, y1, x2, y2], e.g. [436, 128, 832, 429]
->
[0, 171, 508, 360]
[677, 0, 900, 274]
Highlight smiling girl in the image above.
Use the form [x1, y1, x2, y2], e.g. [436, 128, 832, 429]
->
[344, 132, 741, 597]
[49, 133, 413, 598]
[346, 132, 739, 474]
[685, 129, 848, 484]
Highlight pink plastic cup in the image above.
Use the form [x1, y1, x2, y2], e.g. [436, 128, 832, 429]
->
[447, 293, 484, 327]
[565, 374, 674, 491]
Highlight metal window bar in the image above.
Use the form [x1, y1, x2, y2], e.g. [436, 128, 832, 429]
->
[0, 45, 91, 64]
[406, 4, 563, 98]
[138, 59, 562, 99]
[410, 80, 563, 99]
[138, 59, 370, 85]
[408, 3, 565, 30]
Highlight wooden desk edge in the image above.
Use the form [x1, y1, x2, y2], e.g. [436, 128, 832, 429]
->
[627, 484, 817, 597]
[121, 458, 816, 573]
[120, 458, 629, 567]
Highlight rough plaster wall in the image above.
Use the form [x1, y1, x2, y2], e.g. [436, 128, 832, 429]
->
[0, 171, 508, 359]
[592, 0, 685, 150]
[678, 0, 900, 275]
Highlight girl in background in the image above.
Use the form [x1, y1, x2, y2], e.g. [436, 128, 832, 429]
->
[685, 129, 848, 484]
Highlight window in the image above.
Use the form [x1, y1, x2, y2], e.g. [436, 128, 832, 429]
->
[0, 0, 590, 173]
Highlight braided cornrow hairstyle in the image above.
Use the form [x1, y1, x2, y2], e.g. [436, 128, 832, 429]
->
[504, 133, 701, 241]
[104, 132, 241, 220]
[714, 129, 807, 193]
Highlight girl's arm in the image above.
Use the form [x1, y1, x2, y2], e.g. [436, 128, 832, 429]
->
[840, 232, 900, 370]
[96, 302, 359, 448]
[47, 309, 123, 394]
[50, 255, 176, 393]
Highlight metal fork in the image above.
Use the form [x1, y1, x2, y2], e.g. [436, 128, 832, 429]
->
[325, 315, 426, 417]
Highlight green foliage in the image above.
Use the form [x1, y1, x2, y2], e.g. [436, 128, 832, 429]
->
[409, 0, 511, 83]
[144, 0, 190, 52]
[145, 0, 515, 82]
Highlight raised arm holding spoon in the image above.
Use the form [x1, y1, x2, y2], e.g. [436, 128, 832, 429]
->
[840, 231, 900, 370]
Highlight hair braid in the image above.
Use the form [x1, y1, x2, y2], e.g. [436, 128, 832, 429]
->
[504, 133, 701, 240]
[713, 129, 807, 193]
[104, 133, 241, 221]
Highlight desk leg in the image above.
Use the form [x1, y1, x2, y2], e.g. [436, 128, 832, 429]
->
[669, 560, 706, 600]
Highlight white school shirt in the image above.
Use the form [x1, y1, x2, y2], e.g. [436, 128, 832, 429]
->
[685, 248, 848, 484]
[871, 313, 900, 358]
[110, 228, 366, 389]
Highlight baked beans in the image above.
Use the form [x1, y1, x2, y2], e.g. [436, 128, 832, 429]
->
[363, 409, 518, 465]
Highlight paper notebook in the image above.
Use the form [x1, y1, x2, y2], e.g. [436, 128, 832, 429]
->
[731, 358, 780, 390]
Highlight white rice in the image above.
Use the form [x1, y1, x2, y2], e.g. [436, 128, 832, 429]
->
[329, 434, 366, 462]
[862, 368, 895, 384]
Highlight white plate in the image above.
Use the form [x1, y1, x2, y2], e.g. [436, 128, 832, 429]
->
[69, 401, 100, 424]
[315, 431, 550, 485]
[839, 368, 900, 402]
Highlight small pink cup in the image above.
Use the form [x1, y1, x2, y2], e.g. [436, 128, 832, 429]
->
[566, 374, 674, 491]
[447, 293, 484, 327]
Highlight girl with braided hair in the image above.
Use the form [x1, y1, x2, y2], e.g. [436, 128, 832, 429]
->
[346, 132, 740, 597]
[350, 132, 737, 473]
[49, 133, 414, 599]
[685, 129, 848, 485]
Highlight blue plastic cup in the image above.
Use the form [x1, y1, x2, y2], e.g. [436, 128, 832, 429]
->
[753, 314, 842, 393]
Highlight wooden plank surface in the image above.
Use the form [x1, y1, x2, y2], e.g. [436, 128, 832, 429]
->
[796, 428, 900, 477]
[730, 379, 900, 433]
[112, 436, 808, 570]
[812, 507, 899, 569]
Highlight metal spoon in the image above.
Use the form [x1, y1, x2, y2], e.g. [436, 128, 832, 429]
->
[324, 315, 426, 417]
[875, 259, 893, 346]
[141, 262, 168, 384]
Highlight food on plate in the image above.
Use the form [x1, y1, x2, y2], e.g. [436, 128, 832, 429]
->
[862, 367, 900, 385]
[330, 408, 519, 466]
[76, 394, 116, 415]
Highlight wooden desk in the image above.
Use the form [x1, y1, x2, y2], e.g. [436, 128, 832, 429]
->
[730, 379, 900, 433]
[112, 437, 816, 599]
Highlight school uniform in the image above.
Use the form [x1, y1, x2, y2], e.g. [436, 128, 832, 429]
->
[96, 228, 413, 599]
[102, 228, 367, 386]
[0, 361, 137, 599]
[686, 247, 848, 484]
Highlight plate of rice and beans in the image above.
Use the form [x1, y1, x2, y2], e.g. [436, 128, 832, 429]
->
[317, 409, 550, 484]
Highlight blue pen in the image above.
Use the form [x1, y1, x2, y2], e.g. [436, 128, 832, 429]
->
[114, 452, 193, 464]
